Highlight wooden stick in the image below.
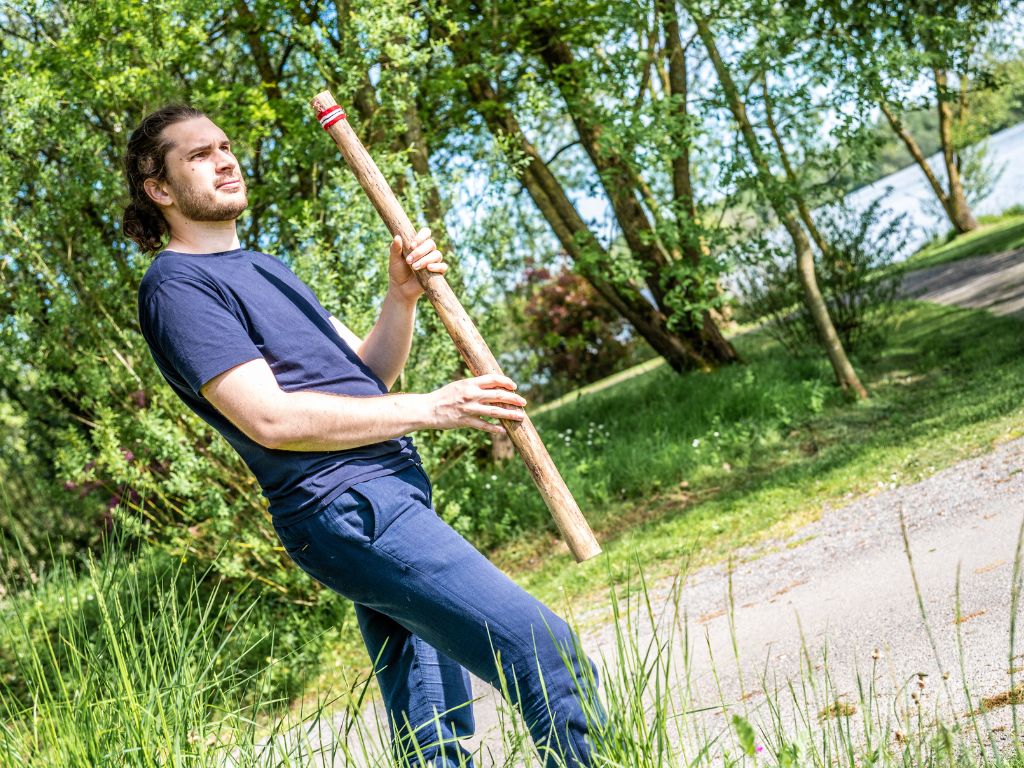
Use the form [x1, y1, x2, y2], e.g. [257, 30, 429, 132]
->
[310, 91, 601, 563]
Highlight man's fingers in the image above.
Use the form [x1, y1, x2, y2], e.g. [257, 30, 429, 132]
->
[487, 390, 527, 408]
[474, 419, 505, 435]
[467, 384, 526, 407]
[390, 235, 403, 258]
[473, 373, 518, 391]
[410, 227, 432, 251]
[406, 239, 437, 263]
[465, 401, 525, 421]
[410, 250, 443, 270]
[488, 406, 525, 421]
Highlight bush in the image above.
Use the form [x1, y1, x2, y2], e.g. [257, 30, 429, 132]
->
[735, 199, 906, 355]
[516, 264, 647, 399]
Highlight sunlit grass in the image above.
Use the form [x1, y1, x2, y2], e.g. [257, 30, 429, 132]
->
[900, 213, 1024, 273]
[2, 519, 1022, 767]
[430, 301, 1024, 608]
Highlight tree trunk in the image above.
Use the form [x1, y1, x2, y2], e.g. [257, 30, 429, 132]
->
[934, 67, 979, 233]
[660, 0, 740, 364]
[690, 10, 868, 398]
[533, 34, 671, 307]
[878, 99, 977, 235]
[507, 101, 713, 374]
[530, 25, 737, 365]
[451, 37, 716, 374]
[785, 213, 868, 398]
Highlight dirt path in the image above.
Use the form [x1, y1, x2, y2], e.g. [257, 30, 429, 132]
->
[901, 247, 1024, 317]
[441, 438, 1024, 762]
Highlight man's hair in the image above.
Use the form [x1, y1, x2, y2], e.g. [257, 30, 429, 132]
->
[122, 104, 206, 252]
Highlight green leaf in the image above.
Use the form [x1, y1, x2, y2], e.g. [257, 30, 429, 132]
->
[732, 713, 757, 757]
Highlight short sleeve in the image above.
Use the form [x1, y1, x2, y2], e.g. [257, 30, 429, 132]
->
[142, 278, 263, 395]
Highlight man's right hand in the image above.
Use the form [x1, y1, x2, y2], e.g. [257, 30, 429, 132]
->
[428, 374, 527, 434]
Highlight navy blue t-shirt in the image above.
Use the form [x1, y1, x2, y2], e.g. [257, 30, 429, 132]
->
[138, 247, 421, 526]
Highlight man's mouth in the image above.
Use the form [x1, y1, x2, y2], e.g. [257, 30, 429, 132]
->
[217, 178, 242, 190]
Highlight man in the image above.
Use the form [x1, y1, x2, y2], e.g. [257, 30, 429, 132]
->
[124, 104, 602, 767]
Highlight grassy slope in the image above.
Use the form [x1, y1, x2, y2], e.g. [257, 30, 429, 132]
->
[485, 211, 1024, 610]
[507, 302, 1024, 614]
[899, 213, 1024, 273]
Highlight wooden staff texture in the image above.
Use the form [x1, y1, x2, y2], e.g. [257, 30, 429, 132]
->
[310, 90, 601, 563]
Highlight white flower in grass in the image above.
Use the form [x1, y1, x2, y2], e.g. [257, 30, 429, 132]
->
[692, 438, 701, 448]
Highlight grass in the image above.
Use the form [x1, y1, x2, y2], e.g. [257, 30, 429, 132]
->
[899, 212, 1024, 273]
[430, 300, 1024, 614]
[2, 521, 1023, 767]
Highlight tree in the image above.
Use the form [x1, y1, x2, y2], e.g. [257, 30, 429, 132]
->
[680, 0, 869, 397]
[429, 0, 740, 375]
[809, 0, 1021, 234]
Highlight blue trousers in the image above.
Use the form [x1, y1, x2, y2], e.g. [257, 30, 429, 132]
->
[273, 464, 602, 766]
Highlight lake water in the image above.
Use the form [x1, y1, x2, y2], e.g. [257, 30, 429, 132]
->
[844, 121, 1024, 256]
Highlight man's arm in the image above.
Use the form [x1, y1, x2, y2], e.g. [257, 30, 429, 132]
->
[348, 285, 417, 389]
[332, 229, 446, 388]
[200, 357, 526, 452]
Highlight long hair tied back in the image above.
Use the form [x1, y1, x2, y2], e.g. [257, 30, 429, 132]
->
[122, 104, 205, 252]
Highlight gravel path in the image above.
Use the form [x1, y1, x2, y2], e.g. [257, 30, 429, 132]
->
[901, 248, 1024, 317]
[448, 438, 1024, 761]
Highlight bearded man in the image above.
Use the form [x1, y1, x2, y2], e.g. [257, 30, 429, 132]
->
[123, 104, 603, 767]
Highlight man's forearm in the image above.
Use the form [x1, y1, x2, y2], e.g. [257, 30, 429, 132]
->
[201, 357, 525, 451]
[356, 287, 416, 388]
[266, 389, 433, 452]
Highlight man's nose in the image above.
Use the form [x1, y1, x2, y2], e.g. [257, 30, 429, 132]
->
[215, 149, 237, 171]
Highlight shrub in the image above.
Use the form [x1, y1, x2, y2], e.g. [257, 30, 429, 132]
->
[735, 199, 906, 355]
[516, 264, 646, 399]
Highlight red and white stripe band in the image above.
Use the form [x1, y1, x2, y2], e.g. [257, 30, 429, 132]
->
[317, 106, 346, 130]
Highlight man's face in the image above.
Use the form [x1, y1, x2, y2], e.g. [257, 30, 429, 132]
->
[158, 116, 248, 222]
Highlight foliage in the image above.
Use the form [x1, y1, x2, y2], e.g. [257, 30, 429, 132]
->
[0, 534, 348, 766]
[735, 200, 906, 356]
[4, 531, 1021, 766]
[515, 263, 647, 399]
[0, 0, 479, 604]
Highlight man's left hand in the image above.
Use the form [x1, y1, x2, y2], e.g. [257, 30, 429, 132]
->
[389, 228, 448, 302]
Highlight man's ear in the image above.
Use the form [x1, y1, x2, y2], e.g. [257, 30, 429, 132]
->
[143, 177, 173, 209]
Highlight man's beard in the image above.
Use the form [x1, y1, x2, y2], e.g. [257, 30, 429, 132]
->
[172, 175, 249, 222]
